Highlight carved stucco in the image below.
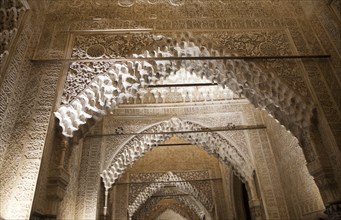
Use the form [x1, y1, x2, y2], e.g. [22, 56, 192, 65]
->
[39, 0, 340, 159]
[0, 1, 57, 218]
[127, 171, 211, 217]
[0, 0, 29, 70]
[101, 117, 255, 189]
[100, 111, 249, 169]
[133, 197, 200, 220]
[56, 32, 315, 162]
[128, 170, 212, 219]
[0, 63, 61, 219]
[1, 0, 340, 219]
[261, 111, 325, 219]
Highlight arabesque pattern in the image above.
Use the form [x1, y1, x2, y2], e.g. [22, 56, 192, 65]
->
[56, 36, 314, 144]
[127, 171, 209, 218]
[101, 117, 254, 189]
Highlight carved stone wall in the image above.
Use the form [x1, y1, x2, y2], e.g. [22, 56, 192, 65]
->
[1, 0, 340, 219]
[42, 0, 340, 173]
[56, 30, 314, 146]
[0, 62, 61, 219]
[261, 111, 325, 219]
[75, 136, 103, 220]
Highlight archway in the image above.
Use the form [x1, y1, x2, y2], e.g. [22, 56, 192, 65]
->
[51, 33, 333, 219]
[101, 117, 255, 188]
[100, 117, 259, 219]
[55, 35, 314, 148]
[136, 195, 201, 220]
[128, 171, 211, 220]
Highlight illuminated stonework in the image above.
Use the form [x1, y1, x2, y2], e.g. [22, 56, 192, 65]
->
[1, 0, 340, 219]
[57, 36, 314, 146]
[101, 117, 255, 189]
[127, 172, 210, 218]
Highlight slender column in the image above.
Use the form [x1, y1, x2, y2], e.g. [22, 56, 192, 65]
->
[58, 137, 69, 168]
[104, 188, 109, 218]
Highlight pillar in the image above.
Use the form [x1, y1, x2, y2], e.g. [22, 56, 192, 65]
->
[46, 137, 71, 214]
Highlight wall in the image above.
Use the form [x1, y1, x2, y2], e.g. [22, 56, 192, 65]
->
[261, 111, 325, 219]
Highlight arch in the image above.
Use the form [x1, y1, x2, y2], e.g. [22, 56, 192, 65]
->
[56, 35, 314, 145]
[100, 117, 255, 190]
[151, 208, 189, 220]
[133, 191, 202, 220]
[127, 171, 210, 219]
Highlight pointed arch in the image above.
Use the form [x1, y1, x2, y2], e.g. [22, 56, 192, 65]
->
[101, 118, 254, 191]
[127, 172, 210, 219]
[146, 205, 196, 220]
[154, 209, 187, 220]
[133, 191, 202, 220]
[56, 35, 314, 148]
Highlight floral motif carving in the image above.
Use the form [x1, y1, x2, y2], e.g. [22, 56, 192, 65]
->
[72, 34, 163, 59]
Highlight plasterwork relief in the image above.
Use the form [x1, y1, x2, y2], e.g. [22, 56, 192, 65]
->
[56, 31, 315, 161]
[134, 196, 200, 220]
[75, 137, 103, 220]
[128, 170, 213, 212]
[0, 0, 28, 70]
[127, 171, 212, 217]
[0, 12, 35, 168]
[100, 110, 251, 168]
[101, 117, 170, 167]
[0, 63, 61, 219]
[43, 0, 340, 167]
[118, 0, 185, 7]
[101, 117, 255, 190]
[0, 1, 339, 220]
[262, 111, 324, 219]
[0, 3, 54, 218]
[63, 30, 296, 105]
[241, 106, 289, 219]
[184, 112, 251, 162]
[57, 140, 84, 219]
[45, 0, 306, 22]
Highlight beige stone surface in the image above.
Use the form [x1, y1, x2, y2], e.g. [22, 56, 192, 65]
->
[0, 0, 340, 219]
